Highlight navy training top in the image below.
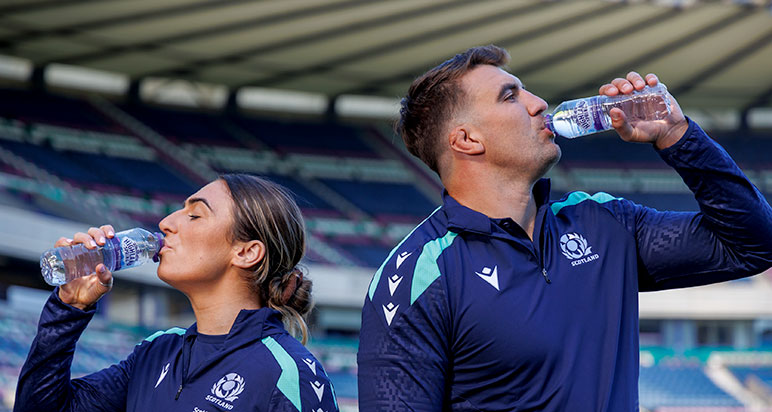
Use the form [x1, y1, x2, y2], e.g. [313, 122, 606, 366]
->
[15, 290, 339, 412]
[358, 120, 772, 411]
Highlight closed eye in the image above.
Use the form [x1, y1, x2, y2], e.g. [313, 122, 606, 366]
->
[188, 215, 200, 220]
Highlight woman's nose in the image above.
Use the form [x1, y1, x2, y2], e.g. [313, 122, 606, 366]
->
[158, 211, 177, 234]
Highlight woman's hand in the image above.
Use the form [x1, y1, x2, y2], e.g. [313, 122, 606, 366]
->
[57, 225, 116, 310]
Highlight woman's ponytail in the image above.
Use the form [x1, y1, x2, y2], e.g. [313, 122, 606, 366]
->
[266, 267, 313, 344]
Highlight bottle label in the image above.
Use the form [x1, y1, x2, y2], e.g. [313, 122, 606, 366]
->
[575, 99, 593, 132]
[575, 98, 605, 134]
[121, 237, 139, 268]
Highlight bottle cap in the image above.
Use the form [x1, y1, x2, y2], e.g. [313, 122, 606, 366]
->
[152, 232, 164, 263]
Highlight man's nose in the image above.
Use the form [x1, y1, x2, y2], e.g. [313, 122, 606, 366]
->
[526, 91, 548, 116]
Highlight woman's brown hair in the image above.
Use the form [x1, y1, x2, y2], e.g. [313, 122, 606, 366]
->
[221, 173, 313, 344]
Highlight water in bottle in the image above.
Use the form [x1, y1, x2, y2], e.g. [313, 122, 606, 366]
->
[40, 228, 164, 286]
[545, 83, 671, 139]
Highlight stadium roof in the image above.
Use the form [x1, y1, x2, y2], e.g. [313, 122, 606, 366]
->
[0, 0, 770, 115]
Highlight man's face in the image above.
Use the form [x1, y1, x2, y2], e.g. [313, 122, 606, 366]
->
[457, 65, 560, 179]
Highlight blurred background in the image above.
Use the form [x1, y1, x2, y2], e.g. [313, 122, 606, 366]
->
[0, 0, 770, 410]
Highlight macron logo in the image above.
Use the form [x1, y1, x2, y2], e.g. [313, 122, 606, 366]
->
[155, 363, 170, 388]
[383, 302, 399, 325]
[303, 358, 317, 375]
[475, 266, 500, 291]
[396, 251, 412, 269]
[311, 380, 325, 402]
[388, 274, 403, 296]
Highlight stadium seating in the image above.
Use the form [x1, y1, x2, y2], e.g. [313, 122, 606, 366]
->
[0, 88, 129, 134]
[235, 116, 378, 157]
[639, 361, 742, 408]
[120, 104, 246, 148]
[0, 87, 770, 272]
[729, 366, 772, 395]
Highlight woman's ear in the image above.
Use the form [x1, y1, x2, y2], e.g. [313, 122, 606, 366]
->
[232, 240, 265, 269]
[449, 125, 485, 155]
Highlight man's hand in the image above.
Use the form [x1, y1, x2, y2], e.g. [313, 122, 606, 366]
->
[598, 72, 689, 150]
[57, 225, 116, 310]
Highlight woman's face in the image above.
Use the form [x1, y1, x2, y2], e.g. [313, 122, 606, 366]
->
[157, 180, 236, 290]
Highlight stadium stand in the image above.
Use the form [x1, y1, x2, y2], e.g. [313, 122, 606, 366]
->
[1, 87, 771, 411]
[639, 361, 742, 408]
[0, 87, 441, 269]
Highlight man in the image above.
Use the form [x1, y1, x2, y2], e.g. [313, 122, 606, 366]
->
[357, 45, 772, 411]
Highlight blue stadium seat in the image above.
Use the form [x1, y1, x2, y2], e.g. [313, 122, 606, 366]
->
[729, 365, 772, 391]
[0, 88, 127, 134]
[236, 117, 378, 157]
[121, 104, 245, 147]
[320, 178, 437, 217]
[639, 362, 741, 408]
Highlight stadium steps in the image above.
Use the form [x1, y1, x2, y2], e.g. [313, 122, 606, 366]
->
[88, 95, 216, 186]
[367, 123, 442, 204]
[218, 119, 274, 152]
[306, 233, 360, 267]
[706, 359, 768, 409]
[0, 146, 135, 228]
[298, 177, 371, 221]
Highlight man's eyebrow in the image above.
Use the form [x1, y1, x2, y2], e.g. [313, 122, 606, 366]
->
[184, 197, 213, 213]
[498, 82, 521, 100]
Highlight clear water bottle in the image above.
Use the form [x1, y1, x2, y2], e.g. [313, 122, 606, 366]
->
[545, 83, 672, 139]
[40, 228, 164, 286]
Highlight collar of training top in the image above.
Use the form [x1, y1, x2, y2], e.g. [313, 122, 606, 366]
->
[184, 307, 286, 344]
[444, 178, 551, 235]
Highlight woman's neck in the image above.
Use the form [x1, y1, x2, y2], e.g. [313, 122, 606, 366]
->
[186, 280, 261, 335]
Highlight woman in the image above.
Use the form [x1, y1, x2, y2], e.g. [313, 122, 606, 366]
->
[15, 174, 339, 412]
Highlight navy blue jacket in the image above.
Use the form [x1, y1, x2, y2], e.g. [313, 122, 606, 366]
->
[358, 120, 772, 411]
[15, 290, 339, 412]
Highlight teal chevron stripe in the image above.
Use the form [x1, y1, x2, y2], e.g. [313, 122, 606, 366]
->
[262, 336, 301, 411]
[551, 191, 620, 215]
[368, 206, 442, 300]
[411, 231, 458, 305]
[142, 327, 185, 343]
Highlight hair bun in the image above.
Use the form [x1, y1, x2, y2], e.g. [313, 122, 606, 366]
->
[280, 267, 303, 305]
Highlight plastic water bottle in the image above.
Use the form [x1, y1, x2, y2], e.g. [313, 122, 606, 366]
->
[545, 83, 671, 139]
[40, 228, 164, 286]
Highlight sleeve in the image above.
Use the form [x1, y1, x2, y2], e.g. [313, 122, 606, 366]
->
[14, 289, 136, 412]
[357, 246, 451, 411]
[603, 119, 772, 291]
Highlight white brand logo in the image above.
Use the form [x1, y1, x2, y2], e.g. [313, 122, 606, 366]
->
[388, 274, 403, 296]
[311, 380, 325, 402]
[303, 358, 317, 375]
[396, 251, 412, 269]
[154, 363, 170, 388]
[475, 266, 500, 291]
[560, 233, 600, 266]
[206, 372, 244, 409]
[383, 302, 399, 325]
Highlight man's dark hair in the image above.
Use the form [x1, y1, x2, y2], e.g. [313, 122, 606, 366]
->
[397, 45, 510, 176]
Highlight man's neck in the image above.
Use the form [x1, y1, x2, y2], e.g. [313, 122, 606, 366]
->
[447, 176, 539, 239]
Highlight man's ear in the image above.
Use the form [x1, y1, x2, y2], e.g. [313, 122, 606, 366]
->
[448, 125, 485, 156]
[232, 240, 265, 269]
